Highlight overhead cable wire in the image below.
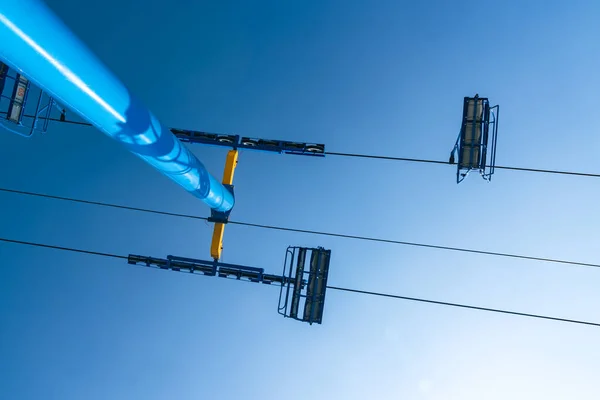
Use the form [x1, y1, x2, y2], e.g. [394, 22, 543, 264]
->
[7, 115, 599, 179]
[0, 112, 93, 127]
[0, 237, 127, 260]
[325, 151, 600, 179]
[2, 186, 599, 270]
[226, 220, 600, 269]
[0, 187, 205, 220]
[1, 237, 599, 328]
[326, 286, 600, 328]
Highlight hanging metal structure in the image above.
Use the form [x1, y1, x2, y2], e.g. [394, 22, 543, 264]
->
[0, 61, 60, 137]
[450, 95, 500, 183]
[128, 246, 332, 325]
[278, 247, 331, 324]
[172, 128, 325, 157]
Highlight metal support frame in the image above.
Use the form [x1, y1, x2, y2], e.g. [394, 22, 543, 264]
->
[171, 128, 326, 157]
[6, 73, 29, 124]
[0, 62, 7, 95]
[278, 246, 331, 325]
[0, 62, 58, 137]
[128, 254, 283, 283]
[128, 245, 332, 325]
[486, 104, 499, 179]
[209, 150, 238, 260]
[450, 95, 500, 183]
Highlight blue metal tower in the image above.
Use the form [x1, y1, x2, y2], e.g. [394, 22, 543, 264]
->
[0, 0, 233, 212]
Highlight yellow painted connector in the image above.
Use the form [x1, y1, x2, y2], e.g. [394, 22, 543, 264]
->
[211, 150, 239, 260]
[210, 222, 226, 260]
[222, 149, 239, 185]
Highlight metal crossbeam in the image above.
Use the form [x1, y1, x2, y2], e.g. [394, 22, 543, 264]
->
[128, 246, 332, 325]
[127, 254, 290, 286]
[171, 128, 326, 157]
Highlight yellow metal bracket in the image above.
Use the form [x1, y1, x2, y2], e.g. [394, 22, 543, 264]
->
[210, 150, 238, 260]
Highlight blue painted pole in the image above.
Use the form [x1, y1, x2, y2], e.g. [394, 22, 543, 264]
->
[0, 0, 234, 212]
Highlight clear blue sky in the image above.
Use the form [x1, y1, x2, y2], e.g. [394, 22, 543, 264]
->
[2, 0, 600, 398]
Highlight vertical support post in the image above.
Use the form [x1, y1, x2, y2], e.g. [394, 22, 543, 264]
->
[6, 73, 28, 124]
[0, 62, 8, 95]
[289, 248, 307, 319]
[210, 150, 238, 260]
[210, 223, 226, 260]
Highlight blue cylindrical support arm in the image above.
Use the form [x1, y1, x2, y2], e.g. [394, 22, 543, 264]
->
[0, 0, 234, 212]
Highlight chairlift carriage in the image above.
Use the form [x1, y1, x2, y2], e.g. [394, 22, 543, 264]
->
[450, 95, 499, 183]
[0, 62, 63, 137]
[127, 245, 332, 325]
[278, 246, 331, 324]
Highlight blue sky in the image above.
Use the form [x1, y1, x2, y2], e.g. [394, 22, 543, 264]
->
[2, 0, 600, 399]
